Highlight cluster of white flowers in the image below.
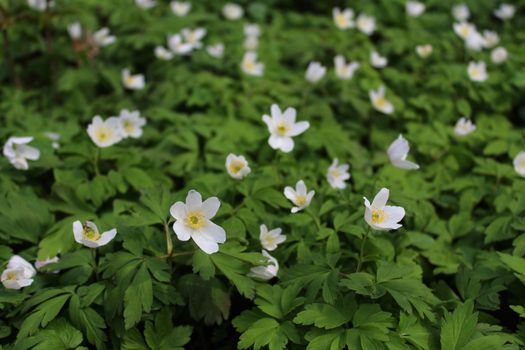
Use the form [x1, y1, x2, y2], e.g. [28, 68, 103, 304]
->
[155, 27, 207, 60]
[241, 23, 264, 76]
[1, 255, 59, 290]
[27, 0, 54, 11]
[332, 7, 376, 35]
[67, 23, 116, 47]
[3, 137, 40, 170]
[87, 109, 147, 148]
[171, 1, 191, 16]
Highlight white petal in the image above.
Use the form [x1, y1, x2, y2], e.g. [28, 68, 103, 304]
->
[384, 205, 405, 223]
[192, 231, 220, 254]
[96, 228, 117, 246]
[296, 180, 307, 195]
[186, 190, 202, 211]
[203, 221, 226, 243]
[173, 221, 192, 241]
[372, 188, 389, 208]
[201, 197, 220, 219]
[284, 187, 296, 201]
[392, 159, 420, 170]
[73, 221, 84, 244]
[288, 121, 310, 137]
[271, 104, 282, 119]
[282, 107, 296, 124]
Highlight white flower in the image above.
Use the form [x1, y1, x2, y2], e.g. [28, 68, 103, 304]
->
[262, 104, 309, 153]
[491, 47, 508, 64]
[170, 190, 226, 254]
[244, 36, 259, 51]
[416, 44, 433, 58]
[259, 224, 286, 251]
[370, 51, 387, 68]
[356, 14, 376, 35]
[453, 22, 475, 40]
[3, 136, 40, 170]
[44, 132, 60, 149]
[35, 256, 59, 270]
[244, 24, 261, 38]
[171, 1, 191, 16]
[167, 34, 193, 55]
[118, 109, 146, 139]
[207, 43, 224, 58]
[122, 68, 145, 90]
[241, 52, 264, 76]
[454, 118, 476, 136]
[248, 250, 278, 280]
[364, 188, 405, 231]
[465, 30, 485, 51]
[369, 86, 394, 114]
[226, 154, 251, 179]
[494, 4, 515, 20]
[87, 116, 123, 148]
[514, 152, 525, 177]
[284, 180, 314, 213]
[68, 22, 82, 40]
[406, 1, 425, 17]
[452, 4, 470, 21]
[327, 159, 350, 189]
[223, 3, 243, 20]
[155, 46, 174, 60]
[482, 30, 499, 48]
[1, 255, 36, 290]
[93, 27, 116, 47]
[333, 7, 355, 29]
[73, 221, 117, 248]
[334, 55, 359, 80]
[135, 0, 155, 9]
[27, 0, 54, 11]
[305, 61, 326, 83]
[387, 135, 419, 170]
[467, 61, 488, 82]
[181, 27, 206, 49]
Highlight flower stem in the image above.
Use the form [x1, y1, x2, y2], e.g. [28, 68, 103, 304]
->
[306, 209, 321, 231]
[164, 222, 173, 257]
[356, 227, 372, 272]
[93, 148, 101, 176]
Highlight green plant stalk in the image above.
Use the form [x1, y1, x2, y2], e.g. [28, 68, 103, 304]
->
[164, 222, 173, 257]
[356, 227, 372, 272]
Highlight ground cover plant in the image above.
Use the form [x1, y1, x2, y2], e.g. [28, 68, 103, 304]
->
[1, 0, 525, 349]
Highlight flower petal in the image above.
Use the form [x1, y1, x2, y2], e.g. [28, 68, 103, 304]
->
[201, 197, 220, 219]
[173, 221, 191, 241]
[192, 231, 220, 254]
[170, 202, 186, 220]
[372, 188, 389, 208]
[186, 190, 202, 211]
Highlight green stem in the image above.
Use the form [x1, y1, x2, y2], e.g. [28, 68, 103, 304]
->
[164, 222, 173, 257]
[356, 227, 372, 272]
[93, 148, 101, 176]
[306, 209, 321, 231]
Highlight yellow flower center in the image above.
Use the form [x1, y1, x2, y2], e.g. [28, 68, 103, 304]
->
[520, 160, 525, 169]
[228, 160, 245, 174]
[83, 225, 101, 241]
[123, 120, 135, 134]
[126, 76, 136, 86]
[275, 122, 289, 136]
[295, 195, 306, 206]
[335, 14, 348, 27]
[459, 26, 470, 38]
[470, 68, 480, 78]
[264, 235, 275, 246]
[185, 211, 206, 229]
[371, 209, 386, 224]
[6, 271, 16, 280]
[375, 97, 387, 108]
[243, 60, 255, 72]
[330, 169, 341, 179]
[95, 128, 111, 143]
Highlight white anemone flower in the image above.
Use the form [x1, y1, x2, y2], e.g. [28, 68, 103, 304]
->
[416, 44, 433, 58]
[1, 255, 36, 290]
[35, 256, 59, 271]
[259, 224, 286, 251]
[117, 109, 146, 139]
[364, 188, 405, 231]
[327, 158, 350, 189]
[387, 135, 419, 170]
[73, 221, 117, 248]
[514, 152, 525, 177]
[225, 154, 251, 179]
[284, 180, 315, 213]
[207, 43, 224, 58]
[369, 86, 394, 114]
[244, 36, 259, 51]
[167, 34, 193, 55]
[454, 118, 476, 136]
[334, 55, 359, 80]
[68, 22, 82, 40]
[465, 30, 485, 51]
[244, 24, 261, 38]
[223, 3, 243, 20]
[27, 0, 54, 11]
[181, 27, 206, 49]
[170, 190, 226, 255]
[262, 104, 309, 153]
[305, 61, 326, 83]
[494, 4, 515, 20]
[332, 7, 355, 29]
[87, 116, 123, 148]
[370, 51, 388, 68]
[453, 22, 476, 40]
[3, 136, 40, 170]
[241, 52, 264, 76]
[482, 30, 499, 48]
[491, 47, 508, 64]
[356, 14, 376, 35]
[93, 27, 116, 47]
[44, 132, 60, 149]
[406, 1, 425, 17]
[452, 4, 470, 21]
[467, 61, 488, 82]
[135, 0, 156, 9]
[248, 250, 278, 280]
[155, 46, 174, 60]
[122, 68, 145, 90]
[171, 1, 191, 16]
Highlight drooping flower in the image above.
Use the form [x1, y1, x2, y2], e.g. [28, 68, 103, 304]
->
[259, 224, 286, 251]
[284, 180, 315, 213]
[167, 34, 193, 55]
[27, 0, 54, 11]
[3, 136, 40, 170]
[73, 221, 117, 248]
[117, 109, 146, 139]
[241, 52, 264, 76]
[35, 256, 59, 271]
[370, 51, 387, 68]
[327, 158, 351, 189]
[387, 135, 419, 170]
[334, 55, 359, 80]
[225, 154, 251, 179]
[491, 47, 508, 64]
[155, 46, 174, 60]
[1, 255, 36, 290]
[223, 3, 243, 20]
[68, 22, 82, 40]
[369, 86, 394, 114]
[454, 118, 476, 136]
[467, 61, 488, 82]
[406, 1, 425, 17]
[171, 1, 191, 16]
[170, 190, 226, 254]
[305, 61, 326, 83]
[356, 14, 376, 35]
[181, 27, 206, 49]
[135, 0, 156, 9]
[87, 116, 123, 148]
[416, 44, 433, 58]
[452, 3, 470, 21]
[207, 43, 224, 58]
[332, 7, 355, 29]
[262, 104, 309, 153]
[364, 188, 405, 231]
[494, 4, 515, 20]
[514, 152, 525, 177]
[248, 250, 279, 280]
[122, 68, 145, 90]
[93, 27, 116, 47]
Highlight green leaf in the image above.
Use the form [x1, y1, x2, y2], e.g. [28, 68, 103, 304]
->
[124, 264, 153, 329]
[440, 300, 477, 350]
